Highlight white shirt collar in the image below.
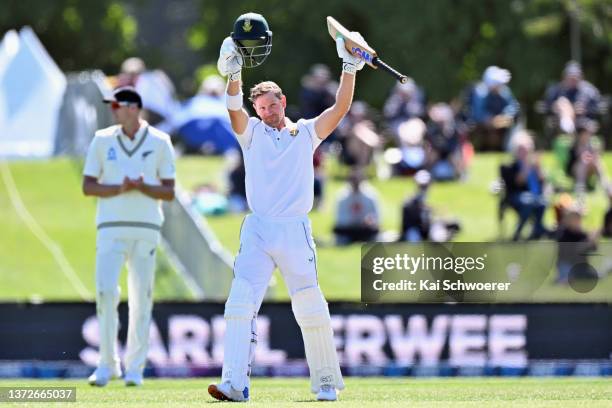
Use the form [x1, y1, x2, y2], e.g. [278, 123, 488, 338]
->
[118, 120, 149, 143]
[262, 118, 294, 134]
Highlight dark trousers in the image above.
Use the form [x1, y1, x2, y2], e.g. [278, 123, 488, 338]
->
[508, 192, 546, 241]
[333, 225, 379, 244]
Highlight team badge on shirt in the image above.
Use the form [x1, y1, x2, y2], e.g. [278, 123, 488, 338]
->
[289, 127, 299, 137]
[107, 147, 116, 161]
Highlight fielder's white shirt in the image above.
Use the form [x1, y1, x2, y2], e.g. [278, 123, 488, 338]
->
[83, 121, 175, 241]
[236, 117, 322, 217]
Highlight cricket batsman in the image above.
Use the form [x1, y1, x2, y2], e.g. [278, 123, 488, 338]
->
[207, 12, 366, 402]
[82, 86, 176, 386]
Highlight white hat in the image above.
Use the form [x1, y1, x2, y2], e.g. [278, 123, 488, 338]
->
[397, 118, 426, 145]
[200, 75, 225, 95]
[414, 169, 431, 186]
[483, 66, 511, 87]
[564, 61, 582, 78]
[121, 57, 146, 75]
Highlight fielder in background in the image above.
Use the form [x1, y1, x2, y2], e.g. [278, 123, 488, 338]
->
[207, 12, 366, 402]
[82, 86, 176, 387]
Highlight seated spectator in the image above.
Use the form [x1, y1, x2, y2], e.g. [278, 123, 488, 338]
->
[566, 119, 609, 198]
[336, 101, 383, 168]
[504, 132, 549, 241]
[192, 183, 228, 216]
[383, 79, 427, 138]
[425, 103, 465, 181]
[225, 151, 247, 213]
[399, 170, 432, 241]
[398, 170, 461, 242]
[556, 205, 598, 284]
[333, 169, 381, 245]
[299, 64, 336, 119]
[393, 118, 427, 175]
[603, 190, 612, 238]
[544, 61, 601, 135]
[313, 147, 325, 210]
[116, 57, 179, 128]
[464, 66, 519, 151]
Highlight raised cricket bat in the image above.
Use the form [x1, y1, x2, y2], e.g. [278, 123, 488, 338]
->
[326, 16, 408, 84]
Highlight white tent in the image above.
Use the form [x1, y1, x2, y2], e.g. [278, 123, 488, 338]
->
[0, 27, 66, 158]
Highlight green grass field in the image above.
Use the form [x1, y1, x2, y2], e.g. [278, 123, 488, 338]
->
[0, 378, 610, 407]
[2, 153, 612, 301]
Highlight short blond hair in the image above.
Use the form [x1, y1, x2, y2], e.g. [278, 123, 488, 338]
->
[249, 81, 283, 103]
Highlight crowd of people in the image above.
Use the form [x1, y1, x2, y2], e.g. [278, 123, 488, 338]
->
[106, 57, 610, 283]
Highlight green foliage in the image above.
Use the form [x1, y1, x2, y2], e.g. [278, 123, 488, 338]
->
[193, 0, 610, 126]
[193, 64, 220, 88]
[0, 1, 137, 73]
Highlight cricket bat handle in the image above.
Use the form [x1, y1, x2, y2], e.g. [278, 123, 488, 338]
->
[372, 57, 408, 84]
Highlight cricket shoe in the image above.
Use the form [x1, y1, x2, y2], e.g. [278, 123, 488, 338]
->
[208, 381, 249, 402]
[316, 384, 338, 401]
[124, 371, 143, 386]
[88, 365, 122, 387]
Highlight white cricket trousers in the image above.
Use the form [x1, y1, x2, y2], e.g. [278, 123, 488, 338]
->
[95, 235, 157, 374]
[234, 213, 319, 307]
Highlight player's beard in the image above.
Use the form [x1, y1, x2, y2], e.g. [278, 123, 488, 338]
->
[263, 114, 282, 128]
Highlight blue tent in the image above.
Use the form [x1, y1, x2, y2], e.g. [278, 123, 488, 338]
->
[173, 95, 238, 154]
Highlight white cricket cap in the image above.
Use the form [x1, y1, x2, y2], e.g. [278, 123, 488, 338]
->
[483, 65, 511, 87]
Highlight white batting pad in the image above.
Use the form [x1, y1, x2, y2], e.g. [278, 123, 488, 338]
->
[222, 278, 256, 391]
[291, 286, 345, 393]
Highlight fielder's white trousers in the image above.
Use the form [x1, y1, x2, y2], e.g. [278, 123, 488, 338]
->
[95, 235, 157, 375]
[234, 213, 319, 308]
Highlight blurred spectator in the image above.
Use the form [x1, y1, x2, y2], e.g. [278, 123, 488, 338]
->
[199, 75, 226, 99]
[392, 118, 427, 175]
[503, 132, 549, 241]
[225, 150, 247, 213]
[383, 79, 427, 137]
[603, 189, 612, 238]
[114, 57, 179, 128]
[464, 66, 519, 150]
[425, 103, 465, 181]
[566, 119, 609, 198]
[333, 169, 381, 245]
[336, 101, 383, 168]
[299, 64, 336, 119]
[300, 64, 336, 207]
[192, 183, 228, 216]
[544, 61, 602, 135]
[556, 205, 598, 284]
[313, 147, 325, 209]
[399, 170, 460, 242]
[399, 170, 432, 241]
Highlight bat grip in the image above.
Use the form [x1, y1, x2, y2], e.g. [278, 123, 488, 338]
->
[372, 57, 409, 84]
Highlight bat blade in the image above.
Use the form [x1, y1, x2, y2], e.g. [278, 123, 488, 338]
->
[326, 16, 377, 68]
[326, 16, 409, 84]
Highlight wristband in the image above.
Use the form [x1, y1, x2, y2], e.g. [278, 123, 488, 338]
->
[228, 70, 242, 82]
[342, 62, 357, 75]
[226, 91, 243, 111]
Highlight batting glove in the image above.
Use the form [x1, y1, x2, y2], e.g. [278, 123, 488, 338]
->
[217, 37, 243, 81]
[336, 33, 366, 75]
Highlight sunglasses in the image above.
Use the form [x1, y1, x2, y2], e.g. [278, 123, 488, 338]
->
[110, 101, 138, 110]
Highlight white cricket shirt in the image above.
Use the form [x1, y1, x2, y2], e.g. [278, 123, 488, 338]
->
[83, 122, 175, 241]
[236, 117, 322, 217]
